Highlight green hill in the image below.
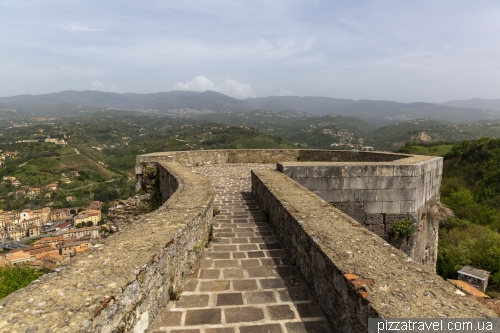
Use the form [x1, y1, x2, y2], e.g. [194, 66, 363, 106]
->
[436, 138, 500, 289]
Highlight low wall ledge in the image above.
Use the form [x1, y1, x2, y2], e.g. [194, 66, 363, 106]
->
[251, 169, 495, 331]
[0, 162, 214, 333]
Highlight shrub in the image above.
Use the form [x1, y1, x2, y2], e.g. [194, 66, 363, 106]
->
[389, 219, 417, 239]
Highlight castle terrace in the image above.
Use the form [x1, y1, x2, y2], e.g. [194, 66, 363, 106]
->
[0, 149, 495, 333]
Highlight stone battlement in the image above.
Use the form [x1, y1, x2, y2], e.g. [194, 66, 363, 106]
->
[0, 149, 495, 333]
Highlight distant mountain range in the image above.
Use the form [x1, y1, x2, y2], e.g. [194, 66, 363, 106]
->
[442, 98, 500, 111]
[1, 90, 500, 127]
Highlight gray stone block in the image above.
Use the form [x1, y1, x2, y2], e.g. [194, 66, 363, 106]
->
[316, 190, 342, 203]
[393, 165, 415, 177]
[341, 165, 370, 178]
[366, 214, 384, 225]
[310, 179, 329, 191]
[286, 166, 309, 178]
[385, 213, 410, 224]
[311, 177, 343, 191]
[364, 201, 383, 214]
[411, 163, 424, 177]
[316, 166, 342, 178]
[368, 177, 400, 190]
[329, 177, 344, 190]
[358, 190, 378, 201]
[335, 202, 365, 223]
[382, 201, 401, 214]
[399, 176, 420, 189]
[342, 177, 369, 190]
[424, 172, 430, 184]
[341, 190, 360, 202]
[367, 224, 386, 237]
[400, 201, 416, 213]
[294, 178, 315, 191]
[376, 189, 416, 202]
[375, 165, 395, 177]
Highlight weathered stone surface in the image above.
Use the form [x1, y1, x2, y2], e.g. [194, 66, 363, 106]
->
[0, 162, 214, 333]
[0, 149, 485, 333]
[251, 169, 496, 333]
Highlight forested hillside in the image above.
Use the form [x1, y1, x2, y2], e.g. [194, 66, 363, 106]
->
[437, 138, 500, 288]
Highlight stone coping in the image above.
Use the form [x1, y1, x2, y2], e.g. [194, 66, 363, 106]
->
[0, 162, 214, 333]
[137, 149, 413, 165]
[277, 154, 436, 166]
[251, 169, 496, 329]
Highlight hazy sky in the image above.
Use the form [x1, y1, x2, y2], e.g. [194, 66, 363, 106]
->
[1, 0, 499, 102]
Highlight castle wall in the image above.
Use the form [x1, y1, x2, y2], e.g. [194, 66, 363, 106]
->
[251, 169, 495, 332]
[277, 157, 443, 268]
[1, 149, 493, 333]
[0, 162, 214, 333]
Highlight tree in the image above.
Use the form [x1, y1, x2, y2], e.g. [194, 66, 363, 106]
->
[86, 221, 94, 227]
[0, 264, 44, 298]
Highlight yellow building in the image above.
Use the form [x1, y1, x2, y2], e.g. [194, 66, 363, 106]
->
[60, 241, 89, 257]
[1, 251, 33, 265]
[62, 226, 100, 239]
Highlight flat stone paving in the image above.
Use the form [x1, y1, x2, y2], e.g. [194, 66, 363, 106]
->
[150, 164, 333, 333]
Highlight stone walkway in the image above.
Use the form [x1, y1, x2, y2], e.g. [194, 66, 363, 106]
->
[150, 164, 333, 333]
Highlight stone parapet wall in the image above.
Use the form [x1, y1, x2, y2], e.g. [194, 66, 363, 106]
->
[251, 169, 496, 332]
[278, 156, 443, 215]
[277, 157, 443, 267]
[0, 162, 214, 333]
[137, 149, 409, 166]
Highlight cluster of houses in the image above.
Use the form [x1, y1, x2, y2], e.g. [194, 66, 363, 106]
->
[2, 170, 80, 199]
[0, 201, 103, 242]
[0, 226, 101, 270]
[0, 151, 18, 168]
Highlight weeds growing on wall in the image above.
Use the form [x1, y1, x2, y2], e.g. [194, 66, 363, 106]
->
[389, 219, 417, 239]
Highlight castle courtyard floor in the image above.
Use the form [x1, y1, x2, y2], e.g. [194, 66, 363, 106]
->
[149, 164, 333, 333]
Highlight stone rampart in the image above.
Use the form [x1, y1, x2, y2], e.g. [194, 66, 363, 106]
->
[0, 162, 213, 333]
[251, 169, 496, 332]
[277, 156, 443, 267]
[136, 149, 408, 166]
[2, 149, 494, 332]
[138, 150, 442, 268]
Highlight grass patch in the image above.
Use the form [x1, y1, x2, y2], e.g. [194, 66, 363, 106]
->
[56, 155, 117, 180]
[408, 144, 453, 157]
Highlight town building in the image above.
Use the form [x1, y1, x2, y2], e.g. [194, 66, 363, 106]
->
[457, 265, 490, 292]
[60, 240, 89, 257]
[62, 226, 101, 240]
[1, 251, 33, 265]
[31, 236, 64, 248]
[50, 209, 71, 221]
[27, 225, 41, 237]
[46, 183, 58, 191]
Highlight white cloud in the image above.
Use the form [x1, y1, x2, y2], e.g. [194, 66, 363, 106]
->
[50, 23, 101, 32]
[91, 80, 105, 90]
[172, 76, 216, 91]
[170, 76, 254, 99]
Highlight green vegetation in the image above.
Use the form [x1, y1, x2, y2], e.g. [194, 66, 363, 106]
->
[400, 139, 500, 286]
[436, 138, 500, 285]
[0, 265, 44, 299]
[212, 207, 220, 217]
[168, 286, 182, 300]
[367, 119, 500, 151]
[396, 142, 454, 157]
[389, 219, 417, 239]
[198, 111, 372, 149]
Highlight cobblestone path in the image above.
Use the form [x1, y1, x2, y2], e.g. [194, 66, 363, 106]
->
[150, 164, 333, 333]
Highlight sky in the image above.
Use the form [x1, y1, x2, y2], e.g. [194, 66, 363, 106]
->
[1, 0, 499, 102]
